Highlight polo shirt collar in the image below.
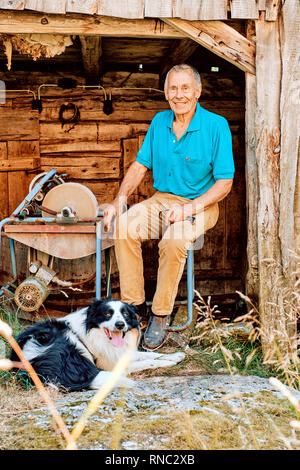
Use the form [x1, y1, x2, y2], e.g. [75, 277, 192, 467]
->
[167, 102, 202, 131]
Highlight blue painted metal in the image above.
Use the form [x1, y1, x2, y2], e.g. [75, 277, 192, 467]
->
[168, 247, 194, 332]
[12, 169, 56, 217]
[0, 217, 12, 257]
[95, 221, 102, 300]
[105, 247, 112, 298]
[8, 238, 17, 278]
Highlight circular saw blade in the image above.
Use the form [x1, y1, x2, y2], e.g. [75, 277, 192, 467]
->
[41, 183, 98, 218]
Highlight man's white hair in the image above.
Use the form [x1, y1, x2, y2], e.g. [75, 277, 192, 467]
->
[164, 64, 202, 91]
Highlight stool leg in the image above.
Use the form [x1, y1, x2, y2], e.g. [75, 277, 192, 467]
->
[95, 221, 102, 300]
[187, 247, 194, 324]
[105, 247, 112, 298]
[9, 238, 17, 278]
[168, 248, 194, 332]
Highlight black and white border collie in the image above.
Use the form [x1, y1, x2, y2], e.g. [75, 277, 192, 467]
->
[10, 299, 185, 392]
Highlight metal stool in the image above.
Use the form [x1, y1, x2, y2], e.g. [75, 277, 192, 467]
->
[96, 228, 198, 333]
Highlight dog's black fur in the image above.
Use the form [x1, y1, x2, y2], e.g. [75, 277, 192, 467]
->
[10, 299, 139, 391]
[10, 299, 185, 392]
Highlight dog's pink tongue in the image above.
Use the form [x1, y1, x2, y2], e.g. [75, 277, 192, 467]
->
[111, 331, 125, 348]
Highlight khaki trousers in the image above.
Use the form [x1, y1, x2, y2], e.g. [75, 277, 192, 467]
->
[114, 191, 219, 316]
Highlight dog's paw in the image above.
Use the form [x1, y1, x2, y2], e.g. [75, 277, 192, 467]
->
[164, 352, 185, 363]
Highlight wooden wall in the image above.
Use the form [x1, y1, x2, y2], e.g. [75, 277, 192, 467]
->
[0, 70, 246, 316]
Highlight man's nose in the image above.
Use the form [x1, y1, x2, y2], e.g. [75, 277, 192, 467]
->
[115, 321, 125, 330]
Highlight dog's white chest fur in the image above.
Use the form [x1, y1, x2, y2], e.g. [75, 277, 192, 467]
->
[86, 328, 127, 370]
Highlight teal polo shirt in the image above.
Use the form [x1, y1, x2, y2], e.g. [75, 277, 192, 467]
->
[136, 102, 235, 200]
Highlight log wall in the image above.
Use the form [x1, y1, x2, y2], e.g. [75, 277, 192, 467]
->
[0, 70, 246, 316]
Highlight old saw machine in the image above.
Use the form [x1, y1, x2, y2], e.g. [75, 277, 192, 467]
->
[0, 169, 111, 313]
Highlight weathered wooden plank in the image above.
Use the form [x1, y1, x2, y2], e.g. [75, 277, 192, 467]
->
[279, 0, 300, 276]
[196, 199, 225, 270]
[40, 156, 121, 179]
[0, 0, 24, 8]
[40, 107, 161, 123]
[173, 0, 228, 20]
[265, 0, 281, 21]
[66, 0, 97, 15]
[255, 12, 297, 360]
[0, 109, 39, 141]
[39, 122, 150, 144]
[7, 140, 40, 214]
[39, 100, 243, 123]
[98, 0, 145, 19]
[0, 157, 40, 171]
[0, 11, 184, 38]
[144, 0, 173, 18]
[24, 0, 66, 14]
[198, 0, 228, 20]
[294, 142, 300, 259]
[123, 137, 139, 172]
[230, 0, 259, 19]
[161, 18, 256, 74]
[225, 169, 246, 265]
[0, 142, 8, 219]
[245, 20, 259, 301]
[258, 0, 266, 10]
[102, 71, 160, 89]
[40, 140, 122, 154]
[83, 180, 120, 204]
[79, 35, 103, 85]
[123, 137, 141, 205]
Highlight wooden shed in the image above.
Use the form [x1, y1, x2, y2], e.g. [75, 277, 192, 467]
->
[0, 0, 299, 360]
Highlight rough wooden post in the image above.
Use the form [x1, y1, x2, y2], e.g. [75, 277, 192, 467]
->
[245, 21, 259, 302]
[279, 0, 300, 277]
[255, 11, 297, 361]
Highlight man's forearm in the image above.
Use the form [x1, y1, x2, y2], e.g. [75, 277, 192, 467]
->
[188, 179, 233, 216]
[114, 161, 148, 205]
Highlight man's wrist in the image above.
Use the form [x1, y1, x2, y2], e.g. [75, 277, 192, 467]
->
[113, 196, 128, 214]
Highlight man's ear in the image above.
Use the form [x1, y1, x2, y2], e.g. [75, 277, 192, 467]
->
[196, 85, 202, 100]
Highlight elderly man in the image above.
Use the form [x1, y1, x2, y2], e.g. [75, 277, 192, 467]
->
[103, 64, 235, 350]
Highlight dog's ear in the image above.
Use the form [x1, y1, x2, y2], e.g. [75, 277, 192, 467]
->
[125, 304, 140, 329]
[86, 299, 105, 317]
[128, 303, 139, 315]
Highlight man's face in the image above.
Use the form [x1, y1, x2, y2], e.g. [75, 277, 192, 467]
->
[165, 69, 201, 116]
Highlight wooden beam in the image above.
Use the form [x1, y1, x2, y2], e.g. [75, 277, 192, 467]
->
[230, 0, 259, 19]
[265, 0, 281, 21]
[161, 18, 256, 74]
[255, 12, 297, 361]
[0, 157, 40, 171]
[278, 0, 300, 276]
[79, 35, 103, 85]
[0, 10, 184, 38]
[160, 39, 199, 85]
[0, 108, 39, 140]
[245, 20, 258, 301]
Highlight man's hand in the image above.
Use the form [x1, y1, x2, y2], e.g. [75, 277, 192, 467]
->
[103, 203, 117, 232]
[101, 198, 127, 232]
[163, 204, 193, 226]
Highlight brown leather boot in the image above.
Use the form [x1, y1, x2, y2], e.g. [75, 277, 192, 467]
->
[142, 313, 170, 350]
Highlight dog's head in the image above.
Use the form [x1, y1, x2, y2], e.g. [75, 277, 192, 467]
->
[85, 299, 140, 348]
